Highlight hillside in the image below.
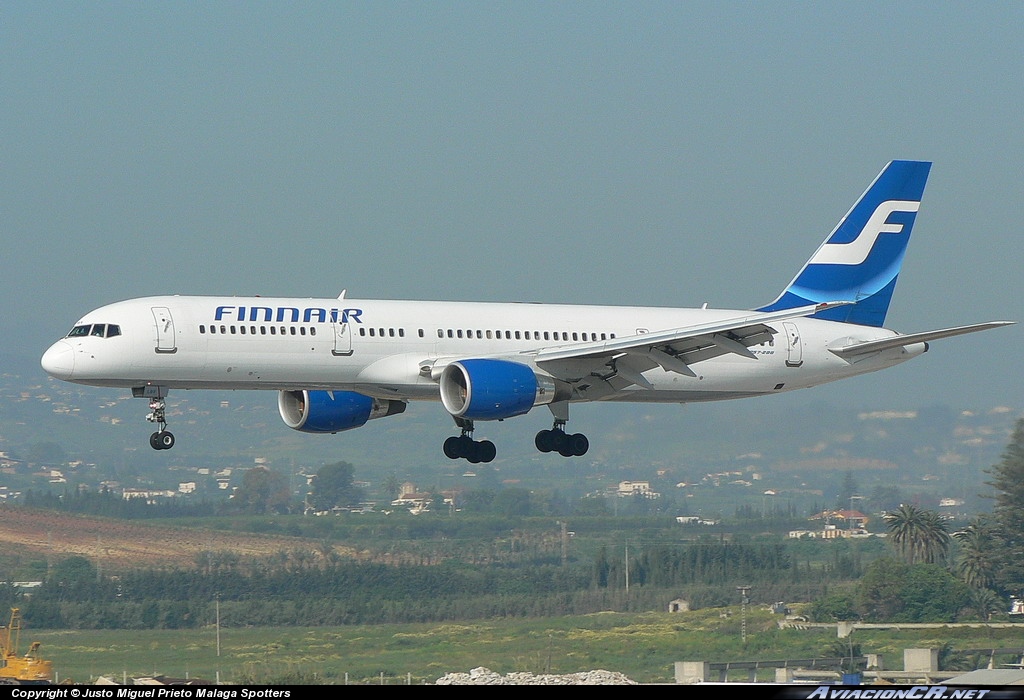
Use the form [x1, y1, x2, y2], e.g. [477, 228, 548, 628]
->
[0, 506, 345, 570]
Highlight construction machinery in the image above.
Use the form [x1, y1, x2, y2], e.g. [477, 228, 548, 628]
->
[0, 608, 53, 684]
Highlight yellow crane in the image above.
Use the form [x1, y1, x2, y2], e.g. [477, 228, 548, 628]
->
[0, 608, 53, 684]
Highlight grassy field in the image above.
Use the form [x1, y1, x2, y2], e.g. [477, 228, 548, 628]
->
[30, 607, 1024, 685]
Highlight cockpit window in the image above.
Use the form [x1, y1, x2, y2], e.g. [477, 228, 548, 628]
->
[66, 323, 121, 339]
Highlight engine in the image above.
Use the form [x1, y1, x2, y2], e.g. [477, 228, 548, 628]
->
[439, 359, 558, 421]
[278, 390, 406, 433]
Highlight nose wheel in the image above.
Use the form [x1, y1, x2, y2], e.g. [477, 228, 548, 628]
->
[146, 397, 175, 450]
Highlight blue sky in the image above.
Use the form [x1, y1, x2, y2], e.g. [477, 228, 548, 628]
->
[4, 2, 1021, 410]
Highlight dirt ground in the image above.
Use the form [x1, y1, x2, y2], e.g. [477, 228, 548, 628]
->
[0, 506, 346, 570]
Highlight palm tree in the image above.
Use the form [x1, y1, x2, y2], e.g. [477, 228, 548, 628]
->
[884, 503, 950, 565]
[953, 517, 998, 590]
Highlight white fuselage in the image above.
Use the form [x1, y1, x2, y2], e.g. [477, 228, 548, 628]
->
[41, 294, 923, 404]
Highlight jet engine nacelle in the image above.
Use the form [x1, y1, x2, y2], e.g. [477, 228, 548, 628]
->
[278, 390, 406, 433]
[439, 359, 557, 421]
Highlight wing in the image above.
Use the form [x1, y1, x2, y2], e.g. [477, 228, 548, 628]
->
[530, 301, 852, 391]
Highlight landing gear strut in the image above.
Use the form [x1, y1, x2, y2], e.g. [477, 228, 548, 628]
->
[443, 418, 496, 463]
[147, 397, 175, 450]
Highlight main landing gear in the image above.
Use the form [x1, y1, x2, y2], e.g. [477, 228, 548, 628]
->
[441, 405, 590, 462]
[443, 418, 496, 464]
[535, 419, 589, 457]
[140, 392, 175, 450]
[535, 402, 588, 457]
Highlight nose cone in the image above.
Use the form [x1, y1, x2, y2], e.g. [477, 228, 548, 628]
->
[41, 340, 75, 380]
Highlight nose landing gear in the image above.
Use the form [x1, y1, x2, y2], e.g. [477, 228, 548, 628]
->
[147, 397, 175, 450]
[134, 385, 175, 450]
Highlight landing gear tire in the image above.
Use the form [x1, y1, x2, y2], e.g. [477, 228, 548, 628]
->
[477, 440, 496, 463]
[150, 430, 175, 450]
[565, 432, 588, 457]
[442, 434, 496, 463]
[443, 436, 461, 460]
[535, 429, 588, 457]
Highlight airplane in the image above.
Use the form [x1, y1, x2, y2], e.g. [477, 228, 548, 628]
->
[41, 160, 1013, 463]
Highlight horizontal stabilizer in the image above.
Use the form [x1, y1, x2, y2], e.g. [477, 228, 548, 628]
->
[829, 321, 1015, 357]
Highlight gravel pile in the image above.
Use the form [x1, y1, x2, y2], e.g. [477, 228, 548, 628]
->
[435, 666, 637, 685]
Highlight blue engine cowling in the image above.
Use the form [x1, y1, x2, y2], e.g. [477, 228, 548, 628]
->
[439, 359, 557, 421]
[278, 390, 406, 433]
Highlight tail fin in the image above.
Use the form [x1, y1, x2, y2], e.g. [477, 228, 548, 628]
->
[758, 160, 932, 327]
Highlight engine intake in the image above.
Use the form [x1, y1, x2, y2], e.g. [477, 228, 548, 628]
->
[439, 359, 557, 421]
[278, 390, 406, 433]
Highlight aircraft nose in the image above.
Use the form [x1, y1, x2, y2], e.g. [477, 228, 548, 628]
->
[41, 340, 75, 380]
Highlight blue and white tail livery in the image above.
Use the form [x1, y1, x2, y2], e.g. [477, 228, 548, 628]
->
[41, 160, 1013, 462]
[760, 160, 931, 327]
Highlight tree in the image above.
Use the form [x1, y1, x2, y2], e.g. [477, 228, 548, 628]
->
[883, 503, 950, 565]
[856, 558, 970, 622]
[309, 461, 360, 511]
[986, 417, 1024, 593]
[233, 467, 291, 514]
[381, 474, 402, 501]
[953, 516, 999, 590]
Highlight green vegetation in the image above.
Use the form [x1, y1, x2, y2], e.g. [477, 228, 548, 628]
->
[30, 610, 1024, 685]
[5, 419, 1024, 683]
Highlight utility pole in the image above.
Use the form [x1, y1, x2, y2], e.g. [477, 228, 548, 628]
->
[737, 585, 751, 644]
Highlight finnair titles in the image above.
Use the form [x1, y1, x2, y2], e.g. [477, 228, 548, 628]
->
[41, 161, 1013, 463]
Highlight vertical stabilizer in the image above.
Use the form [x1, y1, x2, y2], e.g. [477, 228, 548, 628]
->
[759, 160, 932, 327]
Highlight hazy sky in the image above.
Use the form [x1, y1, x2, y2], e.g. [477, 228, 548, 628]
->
[4, 2, 1022, 410]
